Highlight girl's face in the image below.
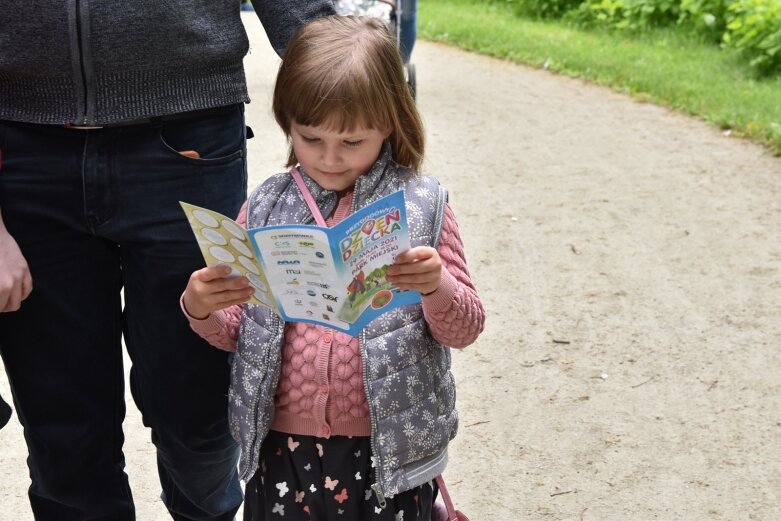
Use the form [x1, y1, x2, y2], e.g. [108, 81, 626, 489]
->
[290, 120, 390, 192]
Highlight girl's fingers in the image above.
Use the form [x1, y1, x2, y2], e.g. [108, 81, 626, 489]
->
[216, 295, 255, 308]
[186, 277, 253, 317]
[211, 288, 255, 307]
[394, 247, 434, 264]
[388, 258, 439, 277]
[196, 264, 234, 282]
[222, 276, 252, 291]
[388, 270, 440, 293]
[392, 250, 416, 264]
[195, 273, 251, 294]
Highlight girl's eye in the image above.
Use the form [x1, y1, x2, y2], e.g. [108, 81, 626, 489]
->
[302, 136, 320, 144]
[344, 140, 363, 147]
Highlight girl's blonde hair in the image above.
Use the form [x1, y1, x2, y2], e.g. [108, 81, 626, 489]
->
[273, 15, 424, 171]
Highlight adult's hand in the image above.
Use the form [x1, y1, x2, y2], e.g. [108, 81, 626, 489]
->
[0, 216, 32, 312]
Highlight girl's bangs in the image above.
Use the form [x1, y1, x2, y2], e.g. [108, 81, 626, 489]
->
[287, 71, 390, 133]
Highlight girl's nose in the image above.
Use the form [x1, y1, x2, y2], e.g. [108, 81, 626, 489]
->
[322, 145, 341, 167]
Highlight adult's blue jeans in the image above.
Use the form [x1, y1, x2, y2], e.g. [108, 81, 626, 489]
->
[0, 105, 247, 520]
[400, 0, 418, 63]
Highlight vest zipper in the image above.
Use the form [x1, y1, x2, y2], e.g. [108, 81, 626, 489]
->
[371, 483, 387, 509]
[245, 314, 284, 480]
[244, 192, 315, 480]
[306, 178, 388, 504]
[360, 330, 387, 509]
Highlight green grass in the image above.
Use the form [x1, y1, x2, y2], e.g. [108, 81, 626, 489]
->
[419, 0, 781, 154]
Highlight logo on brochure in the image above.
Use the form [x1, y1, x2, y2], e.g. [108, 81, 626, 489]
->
[340, 207, 402, 261]
[370, 290, 393, 310]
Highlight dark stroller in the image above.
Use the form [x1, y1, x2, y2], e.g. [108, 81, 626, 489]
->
[334, 0, 417, 99]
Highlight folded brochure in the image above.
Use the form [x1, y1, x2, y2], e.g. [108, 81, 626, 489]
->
[180, 190, 421, 335]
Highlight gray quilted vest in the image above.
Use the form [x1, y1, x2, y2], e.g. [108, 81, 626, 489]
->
[229, 148, 457, 499]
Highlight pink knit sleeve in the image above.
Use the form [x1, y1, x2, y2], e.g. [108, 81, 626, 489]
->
[422, 204, 485, 348]
[179, 202, 249, 352]
[181, 302, 242, 352]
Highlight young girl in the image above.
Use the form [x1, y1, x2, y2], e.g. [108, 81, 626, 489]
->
[182, 15, 485, 521]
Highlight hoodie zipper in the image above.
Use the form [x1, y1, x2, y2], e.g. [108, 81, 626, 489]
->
[71, 0, 94, 124]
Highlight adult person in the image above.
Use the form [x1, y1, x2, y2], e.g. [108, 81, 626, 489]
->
[0, 1, 334, 520]
[400, 0, 419, 63]
[0, 392, 11, 430]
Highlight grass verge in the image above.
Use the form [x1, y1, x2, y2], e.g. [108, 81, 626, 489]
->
[418, 0, 781, 155]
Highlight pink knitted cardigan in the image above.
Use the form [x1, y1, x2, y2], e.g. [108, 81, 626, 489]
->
[182, 192, 485, 438]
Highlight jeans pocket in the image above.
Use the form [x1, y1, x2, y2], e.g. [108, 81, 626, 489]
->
[157, 105, 245, 165]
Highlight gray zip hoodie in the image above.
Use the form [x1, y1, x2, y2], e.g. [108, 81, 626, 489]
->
[0, 0, 335, 125]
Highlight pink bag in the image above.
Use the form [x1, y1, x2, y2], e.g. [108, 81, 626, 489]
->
[433, 476, 470, 521]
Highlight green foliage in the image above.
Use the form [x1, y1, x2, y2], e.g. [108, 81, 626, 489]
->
[569, 0, 682, 31]
[514, 0, 583, 19]
[567, 0, 629, 28]
[677, 0, 729, 41]
[723, 0, 781, 73]
[497, 0, 781, 75]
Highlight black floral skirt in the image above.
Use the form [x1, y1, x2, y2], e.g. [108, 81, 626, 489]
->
[243, 430, 436, 521]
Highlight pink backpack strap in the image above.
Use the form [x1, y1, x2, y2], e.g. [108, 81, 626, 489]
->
[435, 475, 469, 521]
[290, 168, 327, 227]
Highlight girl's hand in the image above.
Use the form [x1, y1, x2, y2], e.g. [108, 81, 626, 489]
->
[386, 246, 442, 296]
[182, 265, 254, 319]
